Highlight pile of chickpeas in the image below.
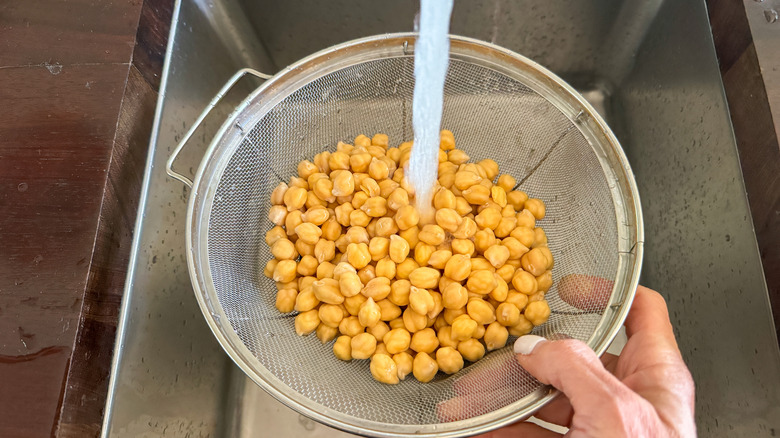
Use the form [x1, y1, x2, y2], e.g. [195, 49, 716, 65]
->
[263, 131, 553, 384]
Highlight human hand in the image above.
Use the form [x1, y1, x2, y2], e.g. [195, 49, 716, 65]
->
[478, 282, 696, 437]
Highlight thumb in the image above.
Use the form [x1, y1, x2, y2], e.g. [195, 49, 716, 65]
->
[514, 336, 635, 420]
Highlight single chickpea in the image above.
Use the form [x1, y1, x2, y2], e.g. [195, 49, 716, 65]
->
[388, 279, 411, 306]
[413, 352, 439, 383]
[295, 309, 320, 336]
[294, 288, 319, 312]
[454, 196, 473, 216]
[358, 297, 382, 328]
[452, 217, 477, 240]
[316, 323, 339, 343]
[443, 307, 467, 325]
[512, 270, 538, 295]
[368, 321, 391, 342]
[387, 188, 410, 211]
[361, 197, 388, 217]
[275, 289, 297, 313]
[328, 151, 350, 171]
[402, 307, 428, 333]
[478, 159, 499, 180]
[414, 242, 435, 266]
[467, 299, 496, 325]
[484, 321, 509, 351]
[360, 177, 380, 198]
[428, 291, 444, 319]
[394, 205, 420, 230]
[370, 354, 399, 384]
[505, 291, 529, 312]
[458, 338, 486, 362]
[451, 315, 478, 341]
[440, 129, 456, 150]
[437, 347, 464, 374]
[302, 206, 329, 226]
[373, 342, 390, 357]
[442, 283, 469, 310]
[409, 267, 441, 289]
[345, 242, 370, 269]
[525, 300, 551, 326]
[313, 151, 331, 173]
[448, 149, 470, 165]
[438, 171, 456, 189]
[443, 254, 471, 281]
[320, 303, 346, 328]
[507, 190, 528, 211]
[268, 205, 288, 226]
[357, 264, 376, 284]
[270, 238, 297, 260]
[521, 248, 549, 277]
[389, 235, 411, 264]
[508, 314, 533, 336]
[496, 302, 521, 326]
[462, 184, 490, 205]
[450, 239, 474, 256]
[334, 203, 354, 227]
[368, 237, 390, 262]
[349, 209, 371, 227]
[312, 278, 343, 304]
[454, 170, 482, 190]
[289, 176, 308, 189]
[474, 229, 497, 254]
[525, 198, 546, 220]
[296, 255, 318, 276]
[496, 174, 516, 192]
[294, 223, 322, 246]
[536, 270, 553, 292]
[263, 258, 278, 278]
[398, 227, 419, 250]
[321, 218, 342, 241]
[350, 333, 377, 359]
[494, 216, 517, 238]
[396, 258, 420, 279]
[466, 270, 497, 295]
[350, 152, 372, 173]
[490, 275, 509, 302]
[378, 179, 399, 198]
[393, 352, 414, 380]
[516, 209, 536, 228]
[475, 207, 502, 230]
[339, 271, 363, 298]
[375, 257, 397, 279]
[435, 208, 462, 232]
[265, 226, 286, 247]
[409, 286, 436, 315]
[437, 326, 459, 349]
[388, 317, 405, 330]
[377, 299, 402, 321]
[271, 181, 288, 205]
[339, 316, 364, 337]
[418, 224, 446, 246]
[491, 186, 508, 208]
[383, 328, 412, 354]
[510, 226, 536, 248]
[484, 244, 510, 268]
[283, 186, 307, 211]
[272, 260, 297, 283]
[433, 187, 456, 210]
[345, 226, 369, 244]
[496, 264, 516, 284]
[533, 227, 548, 248]
[314, 239, 336, 263]
[410, 328, 440, 354]
[344, 294, 368, 316]
[333, 335, 352, 361]
[362, 277, 391, 301]
[284, 210, 303, 236]
[374, 217, 399, 238]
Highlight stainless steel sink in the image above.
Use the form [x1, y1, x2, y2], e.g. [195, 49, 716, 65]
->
[102, 0, 780, 436]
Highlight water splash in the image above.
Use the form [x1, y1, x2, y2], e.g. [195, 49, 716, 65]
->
[408, 0, 453, 222]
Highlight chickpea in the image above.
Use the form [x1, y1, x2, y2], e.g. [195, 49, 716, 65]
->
[283, 186, 307, 211]
[321, 218, 342, 241]
[302, 206, 329, 226]
[312, 278, 343, 304]
[296, 255, 318, 276]
[333, 335, 352, 360]
[436, 347, 464, 374]
[410, 328, 440, 354]
[383, 328, 412, 354]
[387, 279, 410, 306]
[265, 226, 286, 247]
[350, 333, 377, 359]
[408, 286, 435, 315]
[313, 239, 335, 263]
[377, 299, 402, 321]
[516, 209, 536, 228]
[333, 203, 354, 227]
[358, 297, 382, 328]
[387, 188, 409, 211]
[484, 322, 509, 351]
[389, 234, 411, 264]
[392, 352, 413, 380]
[536, 270, 553, 292]
[496, 264, 516, 284]
[428, 291, 444, 318]
[439, 129, 455, 150]
[453, 170, 481, 191]
[438, 171, 456, 189]
[263, 258, 279, 279]
[369, 159, 390, 182]
[495, 302, 521, 326]
[268, 205, 288, 226]
[275, 289, 297, 313]
[270, 238, 296, 260]
[394, 205, 420, 230]
[441, 283, 469, 310]
[413, 352, 439, 383]
[525, 198, 546, 220]
[388, 317, 405, 330]
[374, 217, 399, 238]
[505, 291, 529, 312]
[525, 300, 551, 326]
[478, 158, 499, 179]
[506, 191, 528, 212]
[337, 271, 362, 298]
[484, 245, 510, 269]
[509, 226, 535, 249]
[521, 248, 549, 277]
[349, 209, 371, 227]
[451, 315, 478, 341]
[414, 242, 435, 266]
[409, 267, 441, 289]
[458, 338, 486, 362]
[467, 299, 496, 325]
[362, 277, 391, 301]
[448, 149, 469, 165]
[448, 239, 472, 257]
[402, 307, 428, 333]
[368, 237, 389, 262]
[533, 227, 548, 248]
[270, 181, 289, 205]
[289, 176, 308, 189]
[443, 307, 467, 325]
[472, 323, 486, 339]
[295, 309, 320, 336]
[490, 275, 509, 302]
[339, 316, 364, 337]
[474, 229, 497, 254]
[435, 326, 458, 349]
[319, 303, 345, 328]
[462, 184, 490, 205]
[398, 227, 419, 250]
[293, 222, 321, 245]
[345, 226, 369, 244]
[286, 211, 304, 237]
[369, 354, 399, 384]
[418, 224, 446, 246]
[512, 270, 538, 295]
[433, 188, 456, 210]
[294, 288, 319, 312]
[508, 314, 533, 336]
[316, 261, 335, 279]
[373, 342, 390, 358]
[344, 294, 368, 316]
[365, 320, 390, 342]
[357, 265, 377, 284]
[273, 260, 297, 283]
[375, 257, 397, 279]
[316, 323, 339, 343]
[343, 242, 369, 269]
[378, 179, 399, 199]
[395, 258, 419, 279]
[475, 207, 501, 230]
[454, 196, 473, 216]
[494, 216, 517, 238]
[466, 270, 497, 295]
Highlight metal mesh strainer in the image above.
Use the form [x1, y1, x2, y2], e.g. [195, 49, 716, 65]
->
[166, 34, 643, 437]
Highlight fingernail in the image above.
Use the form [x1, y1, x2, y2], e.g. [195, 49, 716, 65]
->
[514, 335, 547, 355]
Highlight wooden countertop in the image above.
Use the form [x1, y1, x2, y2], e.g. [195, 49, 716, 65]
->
[0, 0, 776, 437]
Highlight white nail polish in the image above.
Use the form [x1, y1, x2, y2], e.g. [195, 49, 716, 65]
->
[514, 335, 547, 355]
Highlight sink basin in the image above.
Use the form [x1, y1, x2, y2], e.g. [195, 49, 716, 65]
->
[102, 0, 780, 436]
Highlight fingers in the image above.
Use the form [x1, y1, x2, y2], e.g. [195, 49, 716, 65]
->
[557, 275, 614, 311]
[476, 421, 563, 438]
[624, 286, 676, 344]
[514, 336, 635, 420]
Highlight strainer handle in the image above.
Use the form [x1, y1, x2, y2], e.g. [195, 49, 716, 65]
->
[166, 68, 273, 187]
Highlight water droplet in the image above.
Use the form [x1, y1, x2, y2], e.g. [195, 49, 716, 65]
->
[765, 9, 778, 23]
